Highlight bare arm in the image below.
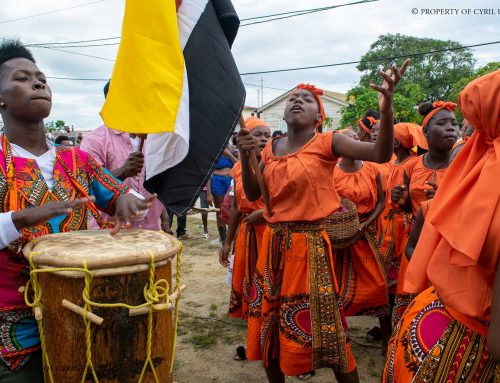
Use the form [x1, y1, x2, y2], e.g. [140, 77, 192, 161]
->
[405, 207, 425, 261]
[333, 60, 409, 163]
[219, 196, 241, 267]
[236, 129, 262, 201]
[488, 258, 500, 361]
[361, 172, 386, 230]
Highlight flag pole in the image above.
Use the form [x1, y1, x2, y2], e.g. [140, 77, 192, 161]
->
[238, 115, 272, 216]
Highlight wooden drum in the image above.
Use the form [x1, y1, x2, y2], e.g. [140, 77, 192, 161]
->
[23, 229, 182, 383]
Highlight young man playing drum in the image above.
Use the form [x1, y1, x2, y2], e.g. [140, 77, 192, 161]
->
[0, 39, 155, 382]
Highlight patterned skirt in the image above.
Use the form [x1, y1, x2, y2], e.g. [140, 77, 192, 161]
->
[228, 221, 266, 319]
[333, 220, 390, 317]
[246, 222, 356, 376]
[380, 207, 414, 295]
[393, 254, 418, 326]
[383, 287, 498, 383]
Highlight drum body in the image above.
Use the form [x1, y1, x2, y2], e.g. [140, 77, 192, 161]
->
[24, 229, 181, 383]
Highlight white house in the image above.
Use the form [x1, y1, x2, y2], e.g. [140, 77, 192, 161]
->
[251, 89, 349, 133]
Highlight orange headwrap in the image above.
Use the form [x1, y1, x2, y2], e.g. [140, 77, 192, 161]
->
[394, 123, 428, 150]
[292, 83, 326, 128]
[405, 71, 500, 318]
[357, 116, 379, 134]
[421, 101, 457, 128]
[244, 116, 268, 132]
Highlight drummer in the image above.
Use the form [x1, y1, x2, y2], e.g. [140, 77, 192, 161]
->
[0, 39, 155, 382]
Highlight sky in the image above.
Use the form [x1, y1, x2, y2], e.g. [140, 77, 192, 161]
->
[0, 0, 499, 130]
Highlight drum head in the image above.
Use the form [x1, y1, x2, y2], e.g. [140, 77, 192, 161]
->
[23, 229, 181, 270]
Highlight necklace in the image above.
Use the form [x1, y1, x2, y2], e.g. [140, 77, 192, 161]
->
[424, 153, 450, 170]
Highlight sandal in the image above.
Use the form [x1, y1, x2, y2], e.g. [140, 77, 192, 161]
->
[366, 326, 383, 342]
[233, 346, 246, 361]
[297, 371, 315, 381]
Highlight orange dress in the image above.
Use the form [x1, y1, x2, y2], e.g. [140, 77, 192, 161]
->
[393, 155, 450, 323]
[383, 71, 500, 383]
[228, 162, 267, 319]
[379, 156, 416, 294]
[333, 161, 389, 317]
[247, 132, 356, 376]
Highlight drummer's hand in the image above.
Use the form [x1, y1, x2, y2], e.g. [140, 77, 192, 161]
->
[12, 197, 95, 230]
[219, 241, 231, 268]
[243, 210, 265, 226]
[111, 193, 157, 235]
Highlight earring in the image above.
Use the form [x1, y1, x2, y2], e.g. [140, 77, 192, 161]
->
[0, 102, 4, 107]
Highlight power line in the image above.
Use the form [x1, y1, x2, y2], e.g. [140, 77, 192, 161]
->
[0, 0, 106, 24]
[24, 0, 376, 47]
[240, 40, 500, 75]
[240, 0, 378, 26]
[32, 46, 114, 62]
[28, 42, 119, 48]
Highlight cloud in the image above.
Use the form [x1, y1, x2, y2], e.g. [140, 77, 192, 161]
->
[1, 0, 498, 129]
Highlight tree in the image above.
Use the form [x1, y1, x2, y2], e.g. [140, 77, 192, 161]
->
[449, 61, 500, 122]
[340, 82, 425, 127]
[357, 34, 475, 101]
[44, 120, 67, 134]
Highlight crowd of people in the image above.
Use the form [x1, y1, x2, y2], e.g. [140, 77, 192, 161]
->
[219, 62, 499, 383]
[0, 38, 498, 383]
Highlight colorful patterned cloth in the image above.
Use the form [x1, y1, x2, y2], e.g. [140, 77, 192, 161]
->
[383, 287, 497, 383]
[246, 222, 356, 376]
[0, 135, 127, 370]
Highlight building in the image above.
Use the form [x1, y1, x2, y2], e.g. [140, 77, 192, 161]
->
[253, 88, 349, 133]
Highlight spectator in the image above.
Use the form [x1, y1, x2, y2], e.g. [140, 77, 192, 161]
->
[80, 81, 171, 234]
[54, 135, 72, 147]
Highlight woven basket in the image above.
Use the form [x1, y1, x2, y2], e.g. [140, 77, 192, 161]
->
[325, 197, 361, 249]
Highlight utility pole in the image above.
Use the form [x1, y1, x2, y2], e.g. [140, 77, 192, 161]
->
[260, 78, 264, 107]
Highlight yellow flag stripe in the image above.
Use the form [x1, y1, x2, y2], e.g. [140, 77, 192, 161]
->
[100, 0, 184, 134]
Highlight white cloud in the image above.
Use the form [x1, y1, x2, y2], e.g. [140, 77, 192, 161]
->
[1, 0, 498, 130]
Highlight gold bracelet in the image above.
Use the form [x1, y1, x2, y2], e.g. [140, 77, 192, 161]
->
[495, 364, 500, 383]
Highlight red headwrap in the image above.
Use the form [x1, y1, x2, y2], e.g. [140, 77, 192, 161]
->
[394, 123, 428, 150]
[357, 116, 380, 134]
[421, 101, 457, 128]
[292, 84, 326, 128]
[244, 116, 268, 132]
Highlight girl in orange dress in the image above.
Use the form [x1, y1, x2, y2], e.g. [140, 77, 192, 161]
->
[391, 101, 459, 324]
[220, 117, 271, 320]
[237, 60, 409, 383]
[383, 70, 500, 383]
[356, 110, 380, 142]
[333, 149, 391, 348]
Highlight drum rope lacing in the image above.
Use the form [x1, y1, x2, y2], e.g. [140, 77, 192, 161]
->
[24, 246, 183, 383]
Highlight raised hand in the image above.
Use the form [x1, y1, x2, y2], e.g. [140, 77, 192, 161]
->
[370, 59, 410, 113]
[12, 197, 95, 230]
[114, 151, 144, 180]
[111, 193, 157, 235]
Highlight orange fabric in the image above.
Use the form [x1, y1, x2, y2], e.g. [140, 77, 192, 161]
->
[261, 132, 340, 223]
[231, 162, 265, 213]
[421, 100, 457, 128]
[292, 84, 326, 128]
[394, 123, 428, 150]
[405, 155, 449, 216]
[379, 156, 416, 293]
[334, 162, 379, 215]
[405, 71, 500, 322]
[371, 154, 396, 194]
[357, 116, 378, 134]
[244, 116, 268, 132]
[383, 287, 495, 383]
[246, 225, 356, 375]
[229, 221, 266, 319]
[333, 162, 389, 316]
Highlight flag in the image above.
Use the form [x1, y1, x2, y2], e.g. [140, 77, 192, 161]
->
[144, 0, 245, 215]
[100, 0, 185, 135]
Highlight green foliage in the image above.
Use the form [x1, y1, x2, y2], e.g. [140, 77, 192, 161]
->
[357, 33, 475, 101]
[44, 119, 67, 133]
[340, 82, 425, 127]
